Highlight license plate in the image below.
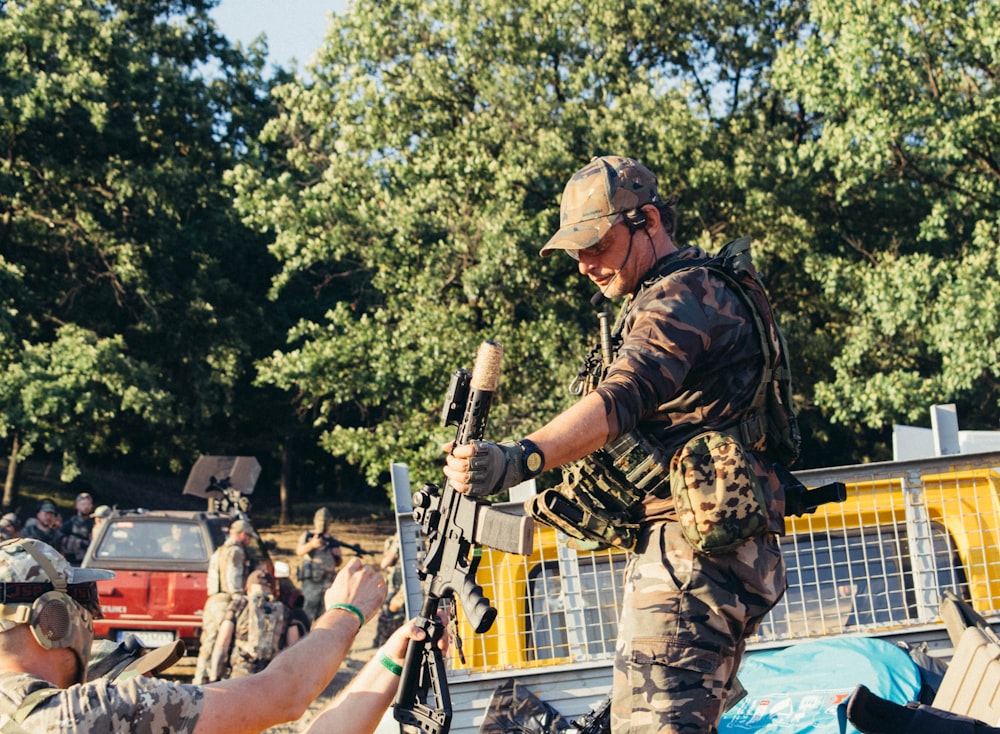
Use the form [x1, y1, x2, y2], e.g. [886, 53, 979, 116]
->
[117, 630, 176, 647]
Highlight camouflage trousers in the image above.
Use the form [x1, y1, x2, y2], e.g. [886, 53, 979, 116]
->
[611, 521, 786, 734]
[192, 593, 232, 685]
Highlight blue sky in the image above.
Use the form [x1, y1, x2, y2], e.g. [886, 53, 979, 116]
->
[211, 0, 348, 69]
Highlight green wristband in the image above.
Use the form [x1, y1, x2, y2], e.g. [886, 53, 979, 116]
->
[327, 602, 365, 629]
[378, 649, 403, 676]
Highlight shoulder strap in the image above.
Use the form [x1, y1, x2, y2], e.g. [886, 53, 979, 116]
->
[617, 238, 799, 461]
[0, 685, 60, 734]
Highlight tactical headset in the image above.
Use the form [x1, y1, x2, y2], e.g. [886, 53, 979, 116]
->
[623, 206, 648, 232]
[0, 539, 104, 679]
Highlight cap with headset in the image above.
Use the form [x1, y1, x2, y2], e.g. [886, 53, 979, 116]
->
[541, 155, 661, 258]
[0, 538, 114, 681]
[230, 518, 258, 539]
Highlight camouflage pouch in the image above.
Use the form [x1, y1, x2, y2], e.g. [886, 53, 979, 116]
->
[525, 448, 645, 551]
[670, 430, 768, 555]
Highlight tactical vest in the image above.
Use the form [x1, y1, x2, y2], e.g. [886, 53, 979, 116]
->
[234, 596, 286, 667]
[527, 237, 800, 550]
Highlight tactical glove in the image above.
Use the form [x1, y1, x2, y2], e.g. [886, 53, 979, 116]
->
[463, 440, 521, 497]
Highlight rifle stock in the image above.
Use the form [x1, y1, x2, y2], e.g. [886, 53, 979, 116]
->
[393, 342, 535, 734]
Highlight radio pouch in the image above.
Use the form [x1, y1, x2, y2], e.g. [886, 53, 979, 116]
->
[670, 430, 768, 555]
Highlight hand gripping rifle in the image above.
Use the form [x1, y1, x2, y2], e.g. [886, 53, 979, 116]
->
[394, 341, 536, 734]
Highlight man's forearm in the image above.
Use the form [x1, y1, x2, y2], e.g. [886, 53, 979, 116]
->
[301, 651, 401, 734]
[526, 391, 610, 471]
[198, 608, 361, 733]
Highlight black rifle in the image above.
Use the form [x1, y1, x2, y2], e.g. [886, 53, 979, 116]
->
[572, 696, 611, 734]
[306, 532, 374, 557]
[394, 342, 536, 734]
[777, 464, 848, 517]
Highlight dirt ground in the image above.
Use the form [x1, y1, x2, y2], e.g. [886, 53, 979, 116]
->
[171, 515, 400, 733]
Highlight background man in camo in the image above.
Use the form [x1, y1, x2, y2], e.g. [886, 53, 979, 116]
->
[445, 156, 790, 733]
[0, 536, 427, 733]
[192, 517, 256, 684]
[296, 507, 343, 623]
[59, 491, 95, 565]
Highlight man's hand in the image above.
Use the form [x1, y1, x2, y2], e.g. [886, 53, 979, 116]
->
[443, 440, 523, 496]
[381, 616, 450, 664]
[322, 557, 386, 623]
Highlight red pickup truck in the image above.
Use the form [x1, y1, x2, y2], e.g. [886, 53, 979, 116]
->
[81, 510, 273, 652]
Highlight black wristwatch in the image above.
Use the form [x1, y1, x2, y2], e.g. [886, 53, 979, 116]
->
[516, 439, 545, 478]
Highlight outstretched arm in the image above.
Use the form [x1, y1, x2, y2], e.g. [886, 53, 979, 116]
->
[302, 619, 448, 734]
[194, 557, 386, 734]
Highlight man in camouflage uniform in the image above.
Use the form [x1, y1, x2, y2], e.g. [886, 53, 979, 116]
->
[59, 492, 95, 565]
[0, 536, 414, 733]
[0, 514, 18, 541]
[445, 156, 790, 733]
[208, 569, 299, 680]
[19, 500, 60, 546]
[295, 507, 343, 623]
[192, 518, 256, 685]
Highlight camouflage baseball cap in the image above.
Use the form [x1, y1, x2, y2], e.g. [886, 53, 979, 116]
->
[0, 538, 113, 586]
[541, 156, 660, 256]
[230, 518, 258, 539]
[0, 538, 114, 631]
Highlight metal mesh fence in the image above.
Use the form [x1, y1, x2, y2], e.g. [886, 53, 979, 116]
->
[397, 452, 1000, 674]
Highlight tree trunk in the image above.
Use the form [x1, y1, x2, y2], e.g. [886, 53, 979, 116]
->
[279, 442, 293, 525]
[3, 433, 20, 510]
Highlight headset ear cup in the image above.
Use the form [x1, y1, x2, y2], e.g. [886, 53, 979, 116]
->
[624, 207, 647, 232]
[30, 591, 80, 650]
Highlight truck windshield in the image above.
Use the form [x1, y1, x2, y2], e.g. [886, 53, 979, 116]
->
[94, 519, 209, 562]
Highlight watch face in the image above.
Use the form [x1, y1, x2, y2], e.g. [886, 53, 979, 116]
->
[525, 451, 543, 474]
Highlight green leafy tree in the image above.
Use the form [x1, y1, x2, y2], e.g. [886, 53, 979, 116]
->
[0, 0, 282, 501]
[771, 0, 1000, 436]
[233, 0, 831, 490]
[0, 325, 171, 503]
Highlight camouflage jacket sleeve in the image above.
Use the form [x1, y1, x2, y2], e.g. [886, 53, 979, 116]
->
[0, 673, 203, 733]
[594, 247, 763, 454]
[221, 542, 248, 595]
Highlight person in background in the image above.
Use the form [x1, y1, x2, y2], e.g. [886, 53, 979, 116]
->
[60, 492, 95, 565]
[92, 505, 112, 532]
[20, 499, 60, 546]
[192, 519, 257, 684]
[0, 514, 19, 542]
[275, 559, 312, 635]
[159, 523, 186, 556]
[208, 569, 300, 680]
[0, 537, 424, 734]
[295, 508, 343, 623]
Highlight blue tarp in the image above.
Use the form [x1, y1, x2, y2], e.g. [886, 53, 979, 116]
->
[719, 637, 925, 734]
